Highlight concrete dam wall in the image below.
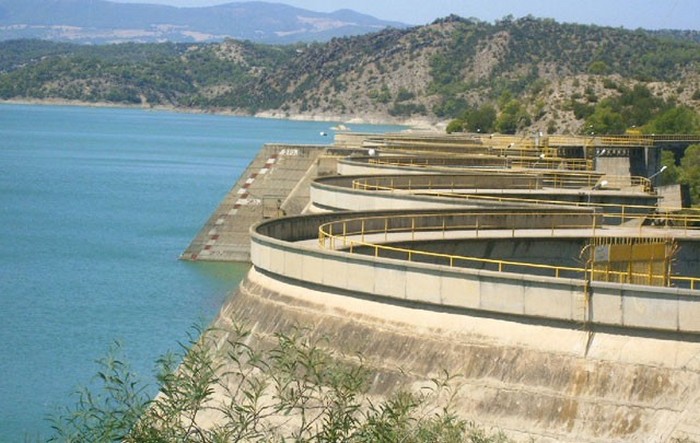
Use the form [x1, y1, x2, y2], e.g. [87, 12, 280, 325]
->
[216, 268, 700, 442]
[204, 207, 700, 441]
[189, 135, 700, 442]
[182, 143, 332, 261]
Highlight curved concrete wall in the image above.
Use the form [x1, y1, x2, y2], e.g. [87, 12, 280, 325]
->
[337, 158, 432, 175]
[310, 175, 659, 216]
[216, 269, 700, 442]
[197, 135, 700, 442]
[337, 156, 598, 178]
[250, 210, 700, 335]
[311, 177, 501, 211]
[311, 175, 564, 212]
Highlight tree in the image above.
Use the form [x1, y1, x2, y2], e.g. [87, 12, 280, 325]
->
[465, 104, 497, 133]
[49, 342, 150, 442]
[658, 150, 681, 186]
[583, 104, 626, 134]
[50, 322, 512, 442]
[588, 60, 610, 75]
[680, 144, 700, 205]
[644, 106, 700, 134]
[495, 99, 530, 134]
[446, 119, 466, 134]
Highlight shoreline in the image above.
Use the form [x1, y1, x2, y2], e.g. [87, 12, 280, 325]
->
[1, 98, 446, 132]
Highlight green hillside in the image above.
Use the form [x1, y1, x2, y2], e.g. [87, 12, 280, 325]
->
[1, 15, 699, 134]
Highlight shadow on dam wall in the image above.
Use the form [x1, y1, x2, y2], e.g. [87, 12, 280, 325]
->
[208, 268, 700, 442]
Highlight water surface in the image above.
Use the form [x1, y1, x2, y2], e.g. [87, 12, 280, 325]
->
[0, 103, 401, 441]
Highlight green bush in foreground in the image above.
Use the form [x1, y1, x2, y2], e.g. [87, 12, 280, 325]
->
[49, 323, 511, 442]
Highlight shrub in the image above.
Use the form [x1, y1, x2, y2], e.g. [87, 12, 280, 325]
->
[50, 322, 513, 442]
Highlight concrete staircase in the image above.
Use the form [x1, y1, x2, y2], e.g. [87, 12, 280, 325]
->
[181, 143, 329, 262]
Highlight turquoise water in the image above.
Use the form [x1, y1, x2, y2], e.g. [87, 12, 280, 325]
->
[0, 103, 401, 441]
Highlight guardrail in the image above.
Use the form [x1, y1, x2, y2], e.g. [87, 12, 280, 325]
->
[363, 155, 594, 171]
[351, 172, 648, 191]
[508, 158, 592, 171]
[316, 212, 700, 289]
[348, 177, 700, 230]
[543, 135, 655, 148]
[650, 134, 700, 143]
[485, 134, 656, 148]
[318, 211, 598, 244]
[354, 133, 698, 154]
[367, 156, 506, 168]
[249, 208, 700, 334]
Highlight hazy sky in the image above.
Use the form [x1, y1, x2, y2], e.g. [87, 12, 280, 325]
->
[110, 0, 699, 30]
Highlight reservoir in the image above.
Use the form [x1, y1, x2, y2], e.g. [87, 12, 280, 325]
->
[0, 103, 400, 440]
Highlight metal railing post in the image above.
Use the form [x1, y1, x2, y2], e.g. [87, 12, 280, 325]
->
[343, 222, 347, 247]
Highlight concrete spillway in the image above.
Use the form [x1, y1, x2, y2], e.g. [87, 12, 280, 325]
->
[215, 268, 700, 442]
[203, 205, 700, 441]
[186, 134, 700, 441]
[181, 144, 331, 261]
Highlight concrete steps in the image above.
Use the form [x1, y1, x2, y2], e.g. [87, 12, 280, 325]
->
[181, 144, 329, 262]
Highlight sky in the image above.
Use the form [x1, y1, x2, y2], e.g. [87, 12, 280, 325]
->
[110, 0, 699, 30]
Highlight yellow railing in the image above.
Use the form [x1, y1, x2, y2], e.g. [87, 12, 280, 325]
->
[364, 155, 594, 171]
[336, 237, 585, 279]
[318, 211, 598, 245]
[349, 178, 700, 229]
[352, 172, 649, 192]
[360, 133, 698, 154]
[369, 144, 488, 156]
[597, 136, 654, 147]
[536, 135, 655, 148]
[604, 175, 653, 192]
[357, 163, 653, 192]
[317, 213, 700, 289]
[488, 133, 700, 147]
[650, 134, 700, 143]
[366, 156, 505, 169]
[508, 158, 593, 171]
[672, 276, 699, 290]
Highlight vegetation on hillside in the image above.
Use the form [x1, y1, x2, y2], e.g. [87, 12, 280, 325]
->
[1, 15, 699, 133]
[49, 323, 511, 442]
[660, 144, 700, 204]
[680, 145, 700, 204]
[447, 82, 700, 136]
[0, 39, 298, 109]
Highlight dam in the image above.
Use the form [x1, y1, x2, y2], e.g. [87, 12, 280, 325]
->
[183, 132, 700, 442]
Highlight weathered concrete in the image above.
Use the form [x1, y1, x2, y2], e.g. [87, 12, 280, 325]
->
[338, 156, 595, 176]
[310, 174, 659, 217]
[188, 132, 700, 441]
[250, 210, 700, 334]
[210, 267, 700, 442]
[181, 144, 330, 261]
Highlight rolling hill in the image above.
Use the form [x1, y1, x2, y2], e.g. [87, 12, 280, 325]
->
[0, 15, 699, 134]
[0, 0, 406, 44]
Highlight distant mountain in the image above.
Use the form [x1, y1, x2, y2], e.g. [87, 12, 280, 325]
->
[0, 0, 407, 44]
[1, 16, 698, 134]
